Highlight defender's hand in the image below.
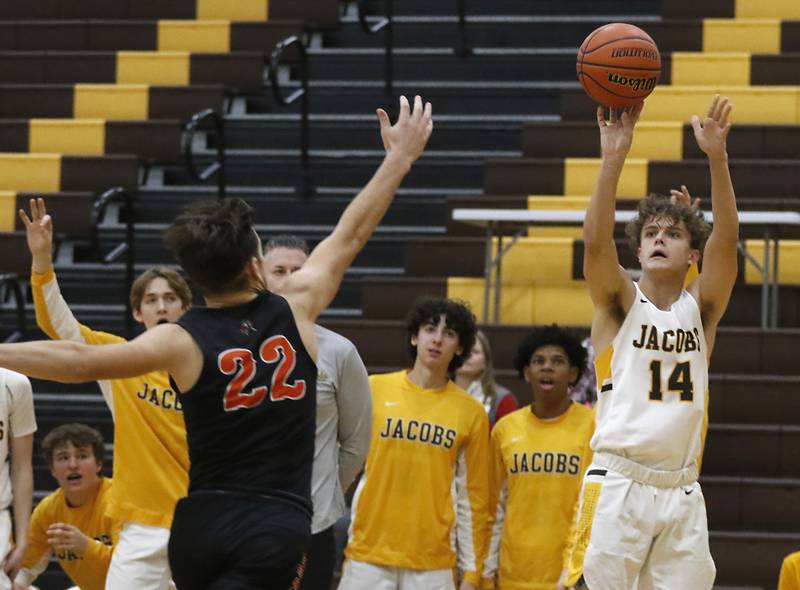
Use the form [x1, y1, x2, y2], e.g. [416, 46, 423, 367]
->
[376, 95, 433, 167]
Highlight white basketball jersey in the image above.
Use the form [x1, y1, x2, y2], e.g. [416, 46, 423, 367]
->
[590, 282, 708, 471]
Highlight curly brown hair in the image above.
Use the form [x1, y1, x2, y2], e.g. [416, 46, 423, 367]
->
[624, 194, 711, 254]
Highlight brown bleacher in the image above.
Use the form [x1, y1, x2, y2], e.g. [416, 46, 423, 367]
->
[0, 51, 264, 93]
[0, 119, 182, 161]
[0, 20, 304, 53]
[0, 84, 224, 119]
[483, 158, 800, 199]
[0, 0, 337, 29]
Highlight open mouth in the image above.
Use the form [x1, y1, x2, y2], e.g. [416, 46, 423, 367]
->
[650, 249, 667, 260]
[539, 378, 555, 390]
[157, 319, 169, 325]
[66, 473, 82, 482]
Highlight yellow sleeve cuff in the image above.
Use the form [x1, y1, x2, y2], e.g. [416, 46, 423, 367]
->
[30, 269, 55, 286]
[463, 571, 481, 586]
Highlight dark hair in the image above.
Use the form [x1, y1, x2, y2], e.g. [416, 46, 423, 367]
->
[42, 423, 105, 467]
[513, 324, 588, 386]
[130, 267, 192, 312]
[625, 193, 711, 254]
[406, 297, 477, 373]
[163, 199, 261, 295]
[263, 235, 310, 256]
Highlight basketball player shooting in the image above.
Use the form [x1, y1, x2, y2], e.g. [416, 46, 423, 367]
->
[562, 95, 738, 590]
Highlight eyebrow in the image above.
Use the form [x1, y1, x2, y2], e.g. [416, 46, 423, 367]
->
[643, 222, 682, 232]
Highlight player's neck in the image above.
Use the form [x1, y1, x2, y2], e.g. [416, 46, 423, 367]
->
[63, 477, 102, 508]
[453, 372, 474, 391]
[531, 394, 572, 420]
[407, 362, 450, 390]
[638, 274, 685, 311]
[204, 289, 260, 308]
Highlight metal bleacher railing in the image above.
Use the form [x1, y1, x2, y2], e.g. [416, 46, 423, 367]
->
[355, 0, 472, 94]
[269, 35, 313, 197]
[0, 274, 26, 343]
[183, 108, 227, 201]
[91, 187, 136, 338]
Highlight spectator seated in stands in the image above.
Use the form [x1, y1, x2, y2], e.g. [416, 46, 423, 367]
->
[454, 330, 517, 427]
[15, 423, 119, 590]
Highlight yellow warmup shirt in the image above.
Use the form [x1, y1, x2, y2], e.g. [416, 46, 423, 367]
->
[17, 478, 120, 590]
[483, 403, 595, 590]
[780, 552, 800, 590]
[32, 270, 189, 528]
[345, 371, 490, 584]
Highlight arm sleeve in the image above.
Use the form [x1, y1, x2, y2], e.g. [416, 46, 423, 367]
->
[83, 537, 115, 574]
[31, 269, 122, 411]
[7, 371, 36, 438]
[482, 427, 508, 588]
[16, 503, 53, 586]
[335, 344, 372, 491]
[454, 409, 491, 586]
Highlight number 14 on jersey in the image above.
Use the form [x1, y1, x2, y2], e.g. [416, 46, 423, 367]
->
[648, 360, 694, 402]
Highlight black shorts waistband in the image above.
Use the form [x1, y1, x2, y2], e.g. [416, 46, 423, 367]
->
[187, 488, 312, 519]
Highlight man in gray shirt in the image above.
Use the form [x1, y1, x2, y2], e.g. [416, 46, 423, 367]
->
[262, 235, 372, 590]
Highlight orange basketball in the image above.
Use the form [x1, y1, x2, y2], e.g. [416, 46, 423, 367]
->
[576, 23, 661, 108]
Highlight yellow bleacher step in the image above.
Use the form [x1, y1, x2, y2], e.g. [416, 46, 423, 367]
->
[448, 278, 594, 325]
[642, 86, 800, 124]
[197, 0, 268, 20]
[0, 154, 61, 192]
[0, 191, 16, 232]
[703, 19, 781, 54]
[29, 119, 105, 155]
[117, 52, 191, 85]
[479, 237, 579, 286]
[735, 0, 800, 19]
[526, 196, 590, 238]
[744, 240, 800, 285]
[565, 158, 647, 197]
[671, 52, 751, 86]
[158, 20, 231, 52]
[73, 85, 149, 120]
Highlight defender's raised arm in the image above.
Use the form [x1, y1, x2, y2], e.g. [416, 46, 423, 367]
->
[283, 95, 433, 325]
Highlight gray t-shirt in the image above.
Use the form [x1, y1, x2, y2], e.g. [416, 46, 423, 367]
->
[311, 325, 372, 533]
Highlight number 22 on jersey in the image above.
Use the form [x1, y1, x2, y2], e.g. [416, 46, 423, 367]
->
[218, 335, 307, 411]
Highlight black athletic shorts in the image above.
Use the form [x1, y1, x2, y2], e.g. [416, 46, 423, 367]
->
[169, 490, 311, 590]
[298, 525, 335, 590]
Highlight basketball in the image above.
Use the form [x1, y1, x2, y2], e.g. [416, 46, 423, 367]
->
[576, 22, 661, 108]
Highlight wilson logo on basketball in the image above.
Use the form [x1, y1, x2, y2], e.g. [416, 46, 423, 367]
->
[610, 48, 659, 61]
[607, 73, 658, 92]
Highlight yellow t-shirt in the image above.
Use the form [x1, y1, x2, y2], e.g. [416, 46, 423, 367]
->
[780, 552, 800, 590]
[32, 270, 189, 528]
[345, 371, 490, 585]
[483, 403, 595, 590]
[18, 478, 120, 590]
